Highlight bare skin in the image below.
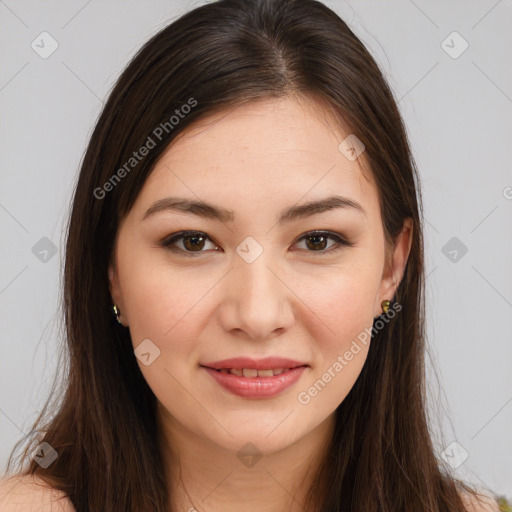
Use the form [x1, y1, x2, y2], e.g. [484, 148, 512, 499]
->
[109, 94, 413, 512]
[0, 475, 499, 511]
[0, 98, 498, 512]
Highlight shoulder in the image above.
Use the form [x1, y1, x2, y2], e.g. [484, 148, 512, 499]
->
[0, 474, 75, 512]
[460, 489, 500, 512]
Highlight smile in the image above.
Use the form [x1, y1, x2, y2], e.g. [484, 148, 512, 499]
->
[201, 365, 308, 398]
[214, 367, 292, 377]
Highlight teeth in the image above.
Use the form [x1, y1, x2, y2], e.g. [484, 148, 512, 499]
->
[217, 368, 292, 377]
[257, 369, 275, 377]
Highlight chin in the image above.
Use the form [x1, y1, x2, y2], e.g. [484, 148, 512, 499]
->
[211, 416, 304, 451]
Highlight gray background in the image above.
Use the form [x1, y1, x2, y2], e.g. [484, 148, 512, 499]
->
[1, 0, 511, 501]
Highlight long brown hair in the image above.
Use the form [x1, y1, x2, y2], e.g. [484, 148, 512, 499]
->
[4, 0, 491, 510]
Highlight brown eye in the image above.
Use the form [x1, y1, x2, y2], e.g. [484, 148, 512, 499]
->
[182, 233, 207, 251]
[161, 231, 219, 256]
[305, 233, 329, 251]
[294, 231, 353, 255]
[161, 230, 353, 258]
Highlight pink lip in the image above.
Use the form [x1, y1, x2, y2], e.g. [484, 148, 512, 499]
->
[201, 357, 307, 370]
[201, 363, 308, 399]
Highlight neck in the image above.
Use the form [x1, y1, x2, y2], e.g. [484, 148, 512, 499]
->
[158, 405, 335, 512]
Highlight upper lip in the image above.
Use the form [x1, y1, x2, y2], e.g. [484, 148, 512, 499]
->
[201, 357, 308, 370]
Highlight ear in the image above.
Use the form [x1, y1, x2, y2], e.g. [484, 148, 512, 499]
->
[374, 217, 413, 317]
[108, 260, 128, 326]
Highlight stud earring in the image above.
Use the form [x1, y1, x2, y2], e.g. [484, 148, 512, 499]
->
[112, 304, 122, 324]
[381, 299, 391, 314]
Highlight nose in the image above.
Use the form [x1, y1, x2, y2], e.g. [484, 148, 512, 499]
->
[217, 251, 295, 341]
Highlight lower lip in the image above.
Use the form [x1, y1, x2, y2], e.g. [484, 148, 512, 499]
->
[201, 366, 307, 398]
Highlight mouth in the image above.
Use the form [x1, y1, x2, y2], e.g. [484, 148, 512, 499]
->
[205, 367, 305, 377]
[200, 357, 309, 375]
[199, 357, 309, 398]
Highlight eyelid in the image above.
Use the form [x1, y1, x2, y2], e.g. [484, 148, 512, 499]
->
[294, 230, 354, 254]
[160, 229, 353, 256]
[160, 230, 220, 256]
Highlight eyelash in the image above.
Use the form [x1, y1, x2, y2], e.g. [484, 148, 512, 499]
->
[159, 230, 353, 257]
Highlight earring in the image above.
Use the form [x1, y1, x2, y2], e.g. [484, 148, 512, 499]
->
[112, 304, 122, 324]
[381, 299, 391, 314]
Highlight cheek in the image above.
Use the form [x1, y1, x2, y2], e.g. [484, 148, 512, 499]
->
[295, 268, 379, 408]
[118, 249, 213, 340]
[304, 266, 380, 346]
[120, 262, 208, 408]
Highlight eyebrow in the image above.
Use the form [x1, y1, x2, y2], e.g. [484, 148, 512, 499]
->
[142, 194, 366, 224]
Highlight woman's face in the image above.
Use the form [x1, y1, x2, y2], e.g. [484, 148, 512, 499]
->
[109, 95, 411, 455]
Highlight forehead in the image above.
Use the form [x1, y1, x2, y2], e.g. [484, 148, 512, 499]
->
[136, 96, 379, 220]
